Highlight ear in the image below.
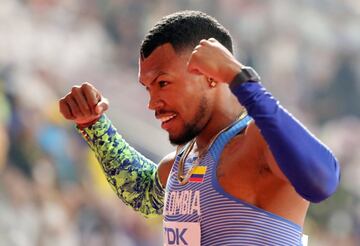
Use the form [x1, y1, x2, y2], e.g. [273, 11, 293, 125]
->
[207, 77, 217, 88]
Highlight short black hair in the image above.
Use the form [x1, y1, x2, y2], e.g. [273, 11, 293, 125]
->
[140, 10, 233, 59]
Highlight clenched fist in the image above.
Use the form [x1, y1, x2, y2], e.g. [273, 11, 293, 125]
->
[59, 82, 109, 127]
[187, 38, 243, 83]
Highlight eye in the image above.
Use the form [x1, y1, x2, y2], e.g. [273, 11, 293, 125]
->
[158, 80, 169, 88]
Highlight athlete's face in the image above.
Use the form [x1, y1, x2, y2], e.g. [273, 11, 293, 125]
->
[139, 43, 213, 145]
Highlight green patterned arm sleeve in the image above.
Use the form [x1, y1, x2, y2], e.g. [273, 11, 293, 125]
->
[77, 115, 165, 218]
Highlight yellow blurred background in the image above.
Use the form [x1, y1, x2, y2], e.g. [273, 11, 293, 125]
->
[0, 0, 359, 245]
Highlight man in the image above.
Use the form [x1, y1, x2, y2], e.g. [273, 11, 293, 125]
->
[59, 10, 340, 245]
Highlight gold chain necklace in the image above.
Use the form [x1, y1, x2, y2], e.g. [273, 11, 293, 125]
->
[177, 110, 248, 185]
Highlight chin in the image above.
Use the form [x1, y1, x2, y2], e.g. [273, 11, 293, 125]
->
[169, 136, 188, 146]
[168, 129, 199, 146]
[168, 133, 185, 145]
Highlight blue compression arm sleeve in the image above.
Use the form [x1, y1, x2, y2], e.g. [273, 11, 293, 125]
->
[230, 81, 340, 203]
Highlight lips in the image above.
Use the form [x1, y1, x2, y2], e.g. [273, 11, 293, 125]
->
[156, 112, 177, 130]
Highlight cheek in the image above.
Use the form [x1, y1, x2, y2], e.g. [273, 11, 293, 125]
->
[169, 76, 207, 115]
[181, 84, 204, 105]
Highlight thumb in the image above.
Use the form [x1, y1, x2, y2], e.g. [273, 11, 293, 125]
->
[95, 97, 109, 114]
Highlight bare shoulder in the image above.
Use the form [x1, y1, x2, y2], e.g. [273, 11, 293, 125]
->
[157, 151, 177, 188]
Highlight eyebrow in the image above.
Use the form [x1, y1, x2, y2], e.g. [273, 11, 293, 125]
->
[139, 72, 167, 87]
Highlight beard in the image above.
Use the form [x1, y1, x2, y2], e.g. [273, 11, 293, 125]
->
[169, 96, 208, 145]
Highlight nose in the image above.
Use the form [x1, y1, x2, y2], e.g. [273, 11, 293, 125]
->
[148, 93, 165, 110]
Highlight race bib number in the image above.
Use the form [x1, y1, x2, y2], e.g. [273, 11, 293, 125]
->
[163, 221, 201, 246]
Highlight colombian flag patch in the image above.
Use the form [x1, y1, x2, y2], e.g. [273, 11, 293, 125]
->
[189, 166, 207, 183]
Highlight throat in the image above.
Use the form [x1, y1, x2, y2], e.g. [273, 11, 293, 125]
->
[194, 109, 247, 152]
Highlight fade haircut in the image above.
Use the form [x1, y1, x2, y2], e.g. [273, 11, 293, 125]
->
[140, 10, 233, 59]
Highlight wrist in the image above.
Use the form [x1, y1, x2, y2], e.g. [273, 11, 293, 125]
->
[76, 116, 102, 129]
[225, 61, 244, 83]
[76, 114, 110, 143]
[229, 66, 261, 88]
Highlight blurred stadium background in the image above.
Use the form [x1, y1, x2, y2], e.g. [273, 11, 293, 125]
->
[0, 0, 359, 245]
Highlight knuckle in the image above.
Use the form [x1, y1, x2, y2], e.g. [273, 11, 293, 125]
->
[81, 82, 92, 89]
[59, 106, 67, 116]
[71, 86, 80, 93]
[59, 101, 65, 110]
[191, 52, 199, 60]
[63, 95, 71, 103]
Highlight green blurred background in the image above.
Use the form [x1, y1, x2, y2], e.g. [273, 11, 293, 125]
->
[0, 0, 359, 245]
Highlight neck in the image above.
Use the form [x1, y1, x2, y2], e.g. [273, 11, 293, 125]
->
[195, 94, 244, 152]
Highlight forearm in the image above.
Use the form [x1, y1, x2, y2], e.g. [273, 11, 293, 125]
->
[77, 115, 164, 217]
[231, 81, 340, 203]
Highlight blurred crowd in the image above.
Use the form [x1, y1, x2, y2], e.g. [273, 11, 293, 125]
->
[0, 0, 359, 245]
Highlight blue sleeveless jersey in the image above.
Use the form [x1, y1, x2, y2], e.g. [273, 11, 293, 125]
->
[163, 116, 305, 246]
